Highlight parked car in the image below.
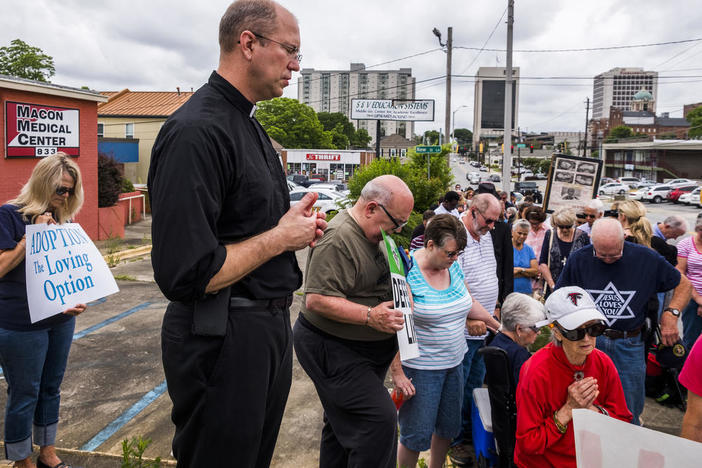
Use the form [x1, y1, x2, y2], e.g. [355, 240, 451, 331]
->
[617, 176, 641, 188]
[681, 187, 702, 206]
[513, 181, 542, 202]
[599, 177, 615, 186]
[287, 173, 308, 185]
[289, 188, 345, 214]
[459, 160, 466, 165]
[479, 166, 488, 172]
[470, 161, 481, 167]
[309, 182, 349, 194]
[598, 183, 630, 196]
[665, 178, 695, 187]
[667, 184, 698, 203]
[642, 185, 673, 203]
[488, 174, 501, 183]
[287, 180, 305, 192]
[630, 186, 651, 201]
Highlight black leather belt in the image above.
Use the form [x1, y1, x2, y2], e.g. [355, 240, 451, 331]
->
[602, 325, 643, 339]
[229, 295, 293, 309]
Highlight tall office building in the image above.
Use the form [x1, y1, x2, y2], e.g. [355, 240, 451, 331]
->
[472, 67, 520, 150]
[592, 67, 658, 119]
[297, 63, 416, 145]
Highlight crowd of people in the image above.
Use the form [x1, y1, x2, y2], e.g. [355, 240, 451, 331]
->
[399, 183, 702, 467]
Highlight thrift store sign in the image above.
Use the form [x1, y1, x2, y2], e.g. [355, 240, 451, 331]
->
[382, 230, 419, 361]
[5, 101, 80, 157]
[25, 223, 118, 323]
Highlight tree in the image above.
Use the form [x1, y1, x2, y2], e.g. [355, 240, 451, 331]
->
[423, 130, 441, 145]
[256, 98, 333, 149]
[318, 112, 355, 139]
[453, 128, 473, 145]
[350, 128, 372, 148]
[605, 125, 633, 142]
[686, 106, 702, 138]
[0, 39, 55, 82]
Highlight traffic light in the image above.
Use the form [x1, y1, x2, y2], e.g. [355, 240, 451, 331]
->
[510, 145, 514, 151]
[530, 145, 534, 153]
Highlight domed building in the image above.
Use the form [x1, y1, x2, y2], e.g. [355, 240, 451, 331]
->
[631, 88, 655, 112]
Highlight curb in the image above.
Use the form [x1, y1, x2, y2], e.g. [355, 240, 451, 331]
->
[103, 245, 152, 264]
[1, 446, 175, 467]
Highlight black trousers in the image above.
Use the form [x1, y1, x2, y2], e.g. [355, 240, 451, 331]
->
[161, 301, 293, 468]
[293, 318, 398, 468]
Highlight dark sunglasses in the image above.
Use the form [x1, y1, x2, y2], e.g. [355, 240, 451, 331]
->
[554, 322, 606, 341]
[55, 186, 75, 196]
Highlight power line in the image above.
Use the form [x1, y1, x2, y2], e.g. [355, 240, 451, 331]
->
[453, 37, 702, 53]
[456, 6, 507, 76]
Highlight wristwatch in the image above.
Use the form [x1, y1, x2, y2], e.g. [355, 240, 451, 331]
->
[664, 307, 681, 318]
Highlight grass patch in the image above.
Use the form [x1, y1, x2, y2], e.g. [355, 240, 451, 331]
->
[114, 274, 137, 281]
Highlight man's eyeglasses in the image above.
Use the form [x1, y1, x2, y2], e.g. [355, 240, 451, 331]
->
[251, 32, 302, 63]
[55, 186, 75, 196]
[554, 322, 606, 341]
[584, 213, 597, 219]
[593, 247, 623, 260]
[441, 247, 464, 258]
[377, 203, 408, 230]
[474, 210, 497, 225]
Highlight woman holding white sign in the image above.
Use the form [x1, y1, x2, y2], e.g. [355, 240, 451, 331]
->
[0, 152, 86, 468]
[392, 214, 500, 468]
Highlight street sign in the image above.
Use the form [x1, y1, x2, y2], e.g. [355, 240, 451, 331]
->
[517, 143, 526, 148]
[416, 145, 442, 154]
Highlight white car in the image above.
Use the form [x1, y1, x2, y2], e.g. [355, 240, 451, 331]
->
[681, 187, 702, 206]
[598, 183, 630, 196]
[642, 185, 672, 204]
[617, 176, 641, 188]
[666, 178, 696, 187]
[466, 172, 481, 184]
[307, 182, 349, 195]
[287, 180, 304, 191]
[289, 188, 346, 214]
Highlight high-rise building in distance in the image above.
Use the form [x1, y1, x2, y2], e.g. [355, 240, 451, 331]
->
[297, 63, 416, 145]
[472, 67, 520, 150]
[592, 67, 658, 119]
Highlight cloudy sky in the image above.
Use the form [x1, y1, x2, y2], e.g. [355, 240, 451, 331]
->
[2, 0, 700, 136]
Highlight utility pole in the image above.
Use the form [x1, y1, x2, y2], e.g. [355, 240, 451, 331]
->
[583, 97, 590, 158]
[445, 27, 452, 148]
[433, 27, 452, 162]
[501, 0, 514, 193]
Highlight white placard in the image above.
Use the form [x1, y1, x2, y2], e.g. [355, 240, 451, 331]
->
[391, 272, 420, 361]
[25, 223, 119, 323]
[351, 99, 435, 121]
[573, 408, 702, 467]
[5, 101, 80, 157]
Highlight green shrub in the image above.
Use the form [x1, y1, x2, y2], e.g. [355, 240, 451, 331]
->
[121, 177, 135, 193]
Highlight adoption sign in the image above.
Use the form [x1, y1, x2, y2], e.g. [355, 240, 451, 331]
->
[573, 409, 702, 467]
[25, 223, 119, 323]
[5, 101, 80, 158]
[382, 230, 419, 361]
[351, 99, 435, 121]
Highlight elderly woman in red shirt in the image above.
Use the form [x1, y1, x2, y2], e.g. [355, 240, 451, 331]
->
[514, 286, 631, 468]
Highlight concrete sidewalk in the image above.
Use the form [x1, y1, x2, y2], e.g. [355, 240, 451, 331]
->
[0, 217, 687, 467]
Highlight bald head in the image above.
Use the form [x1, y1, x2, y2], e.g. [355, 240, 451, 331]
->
[472, 193, 500, 213]
[359, 175, 413, 206]
[591, 218, 625, 263]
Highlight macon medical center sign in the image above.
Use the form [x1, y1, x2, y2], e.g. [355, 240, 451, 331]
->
[5, 101, 80, 157]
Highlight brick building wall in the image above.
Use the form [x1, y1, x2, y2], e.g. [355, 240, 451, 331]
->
[1, 81, 106, 239]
